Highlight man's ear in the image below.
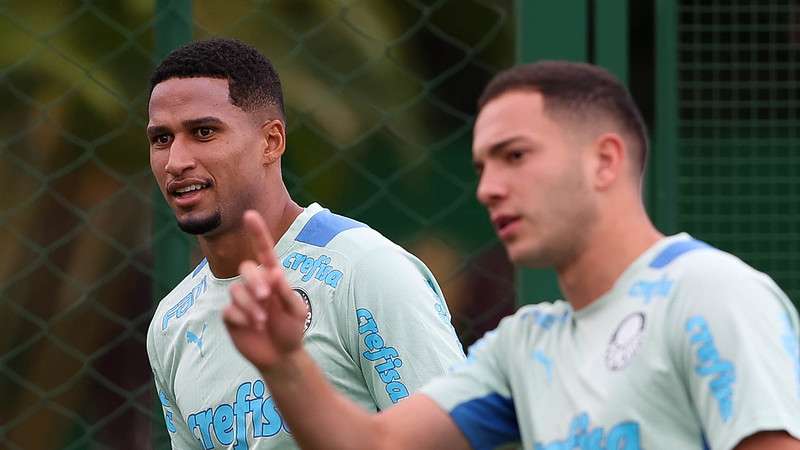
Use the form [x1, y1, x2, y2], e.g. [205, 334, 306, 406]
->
[592, 132, 626, 190]
[262, 119, 286, 166]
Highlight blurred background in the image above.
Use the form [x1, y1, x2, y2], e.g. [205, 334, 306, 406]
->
[1, 0, 798, 448]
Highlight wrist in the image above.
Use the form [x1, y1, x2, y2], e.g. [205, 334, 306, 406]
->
[260, 348, 307, 384]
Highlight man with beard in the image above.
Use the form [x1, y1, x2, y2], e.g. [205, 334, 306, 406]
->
[146, 38, 464, 449]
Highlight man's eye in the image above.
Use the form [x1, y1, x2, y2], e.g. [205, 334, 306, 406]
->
[506, 150, 525, 162]
[195, 127, 214, 138]
[153, 135, 172, 145]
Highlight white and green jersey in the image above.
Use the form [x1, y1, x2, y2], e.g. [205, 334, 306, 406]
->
[147, 203, 465, 449]
[422, 233, 800, 450]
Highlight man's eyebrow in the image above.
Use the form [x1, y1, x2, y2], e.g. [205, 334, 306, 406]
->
[473, 136, 533, 168]
[183, 117, 225, 129]
[146, 117, 225, 138]
[146, 125, 169, 138]
[486, 136, 528, 156]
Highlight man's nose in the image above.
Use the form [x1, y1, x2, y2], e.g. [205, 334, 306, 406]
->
[476, 166, 507, 207]
[164, 136, 196, 177]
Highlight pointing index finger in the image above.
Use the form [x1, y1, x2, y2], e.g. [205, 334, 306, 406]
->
[243, 210, 280, 269]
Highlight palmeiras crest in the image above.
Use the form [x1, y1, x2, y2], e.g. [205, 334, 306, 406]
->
[292, 288, 312, 333]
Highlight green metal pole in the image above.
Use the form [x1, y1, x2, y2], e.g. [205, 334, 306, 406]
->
[515, 0, 588, 304]
[594, 0, 629, 85]
[151, 1, 192, 448]
[514, 1, 631, 304]
[653, 0, 678, 234]
[152, 0, 193, 299]
[517, 0, 588, 63]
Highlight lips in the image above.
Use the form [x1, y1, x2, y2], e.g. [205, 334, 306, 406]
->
[173, 183, 207, 197]
[491, 214, 521, 239]
[167, 178, 212, 198]
[166, 178, 212, 208]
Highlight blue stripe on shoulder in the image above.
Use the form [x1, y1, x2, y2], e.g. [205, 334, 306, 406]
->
[192, 258, 208, 277]
[649, 239, 712, 269]
[295, 210, 366, 247]
[449, 393, 520, 450]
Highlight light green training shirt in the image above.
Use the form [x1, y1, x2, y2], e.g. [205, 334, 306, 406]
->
[148, 203, 465, 449]
[422, 233, 800, 450]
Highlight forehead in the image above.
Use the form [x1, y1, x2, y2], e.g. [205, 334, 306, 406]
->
[148, 77, 240, 123]
[472, 90, 549, 155]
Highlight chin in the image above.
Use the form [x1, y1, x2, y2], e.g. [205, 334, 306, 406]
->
[503, 243, 528, 266]
[507, 243, 552, 269]
[177, 211, 222, 235]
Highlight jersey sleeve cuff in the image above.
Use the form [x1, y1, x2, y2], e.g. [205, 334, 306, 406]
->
[420, 379, 521, 450]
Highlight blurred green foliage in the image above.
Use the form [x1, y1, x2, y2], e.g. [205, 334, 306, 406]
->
[0, 1, 515, 448]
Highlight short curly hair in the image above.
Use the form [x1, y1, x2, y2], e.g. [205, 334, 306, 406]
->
[150, 38, 285, 119]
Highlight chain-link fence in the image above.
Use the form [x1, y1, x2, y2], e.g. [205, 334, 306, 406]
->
[1, 1, 516, 448]
[2, 1, 800, 449]
[1, 2, 171, 449]
[660, 0, 800, 301]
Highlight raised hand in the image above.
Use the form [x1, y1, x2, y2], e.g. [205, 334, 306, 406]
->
[223, 210, 308, 373]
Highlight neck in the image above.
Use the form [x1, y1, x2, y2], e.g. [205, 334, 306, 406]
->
[198, 186, 303, 278]
[556, 201, 663, 311]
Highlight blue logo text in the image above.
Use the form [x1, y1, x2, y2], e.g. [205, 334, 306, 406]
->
[629, 274, 673, 304]
[535, 412, 641, 450]
[357, 308, 409, 403]
[162, 276, 208, 330]
[159, 390, 177, 433]
[282, 252, 343, 288]
[187, 380, 285, 449]
[686, 316, 735, 422]
[521, 309, 570, 330]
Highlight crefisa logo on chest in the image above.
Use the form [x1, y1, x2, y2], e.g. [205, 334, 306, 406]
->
[293, 288, 313, 333]
[606, 312, 646, 370]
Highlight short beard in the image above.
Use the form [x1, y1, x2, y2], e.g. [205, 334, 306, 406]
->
[177, 211, 222, 235]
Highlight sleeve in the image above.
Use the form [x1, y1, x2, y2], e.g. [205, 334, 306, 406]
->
[669, 262, 800, 450]
[420, 316, 521, 450]
[146, 323, 200, 449]
[344, 246, 466, 410]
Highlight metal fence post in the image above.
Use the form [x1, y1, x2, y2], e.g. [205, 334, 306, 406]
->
[151, 1, 192, 447]
[652, 0, 678, 234]
[594, 0, 628, 85]
[515, 0, 588, 304]
[151, 0, 193, 304]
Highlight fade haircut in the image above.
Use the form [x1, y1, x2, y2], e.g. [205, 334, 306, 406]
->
[150, 38, 285, 120]
[478, 61, 649, 173]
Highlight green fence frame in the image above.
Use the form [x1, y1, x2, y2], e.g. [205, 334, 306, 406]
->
[515, 0, 629, 305]
[652, 0, 678, 234]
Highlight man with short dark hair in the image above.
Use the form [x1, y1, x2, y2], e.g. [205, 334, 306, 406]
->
[145, 38, 464, 449]
[225, 61, 800, 450]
